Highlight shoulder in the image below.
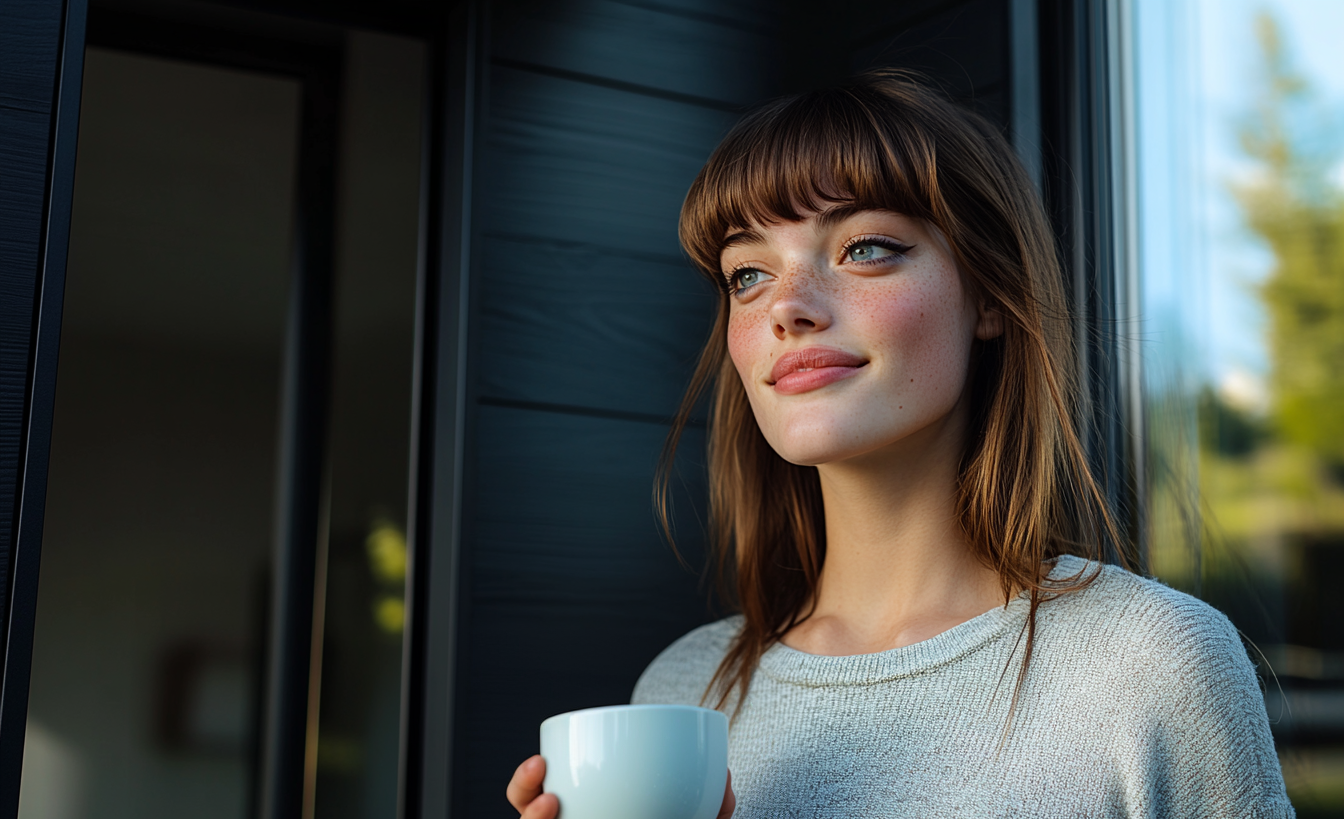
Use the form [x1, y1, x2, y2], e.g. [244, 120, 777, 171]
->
[631, 615, 742, 707]
[1038, 555, 1252, 681]
[1029, 557, 1278, 722]
[1037, 557, 1291, 811]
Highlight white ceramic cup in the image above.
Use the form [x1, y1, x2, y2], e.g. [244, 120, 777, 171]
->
[539, 704, 729, 819]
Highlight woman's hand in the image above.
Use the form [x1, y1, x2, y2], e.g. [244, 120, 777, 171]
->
[717, 769, 736, 817]
[505, 755, 736, 818]
[506, 756, 557, 819]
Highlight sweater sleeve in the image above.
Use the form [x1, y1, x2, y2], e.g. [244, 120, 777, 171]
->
[1133, 590, 1295, 818]
[630, 616, 741, 707]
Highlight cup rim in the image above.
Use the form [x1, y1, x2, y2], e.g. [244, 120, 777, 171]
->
[540, 703, 725, 732]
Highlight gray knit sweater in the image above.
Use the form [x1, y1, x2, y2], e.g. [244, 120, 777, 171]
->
[632, 555, 1294, 818]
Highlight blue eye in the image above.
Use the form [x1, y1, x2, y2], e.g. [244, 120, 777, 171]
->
[843, 238, 914, 264]
[728, 267, 772, 294]
[846, 242, 898, 262]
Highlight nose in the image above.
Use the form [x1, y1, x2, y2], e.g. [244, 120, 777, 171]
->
[769, 275, 832, 340]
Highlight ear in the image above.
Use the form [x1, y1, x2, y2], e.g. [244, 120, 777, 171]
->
[974, 301, 1004, 340]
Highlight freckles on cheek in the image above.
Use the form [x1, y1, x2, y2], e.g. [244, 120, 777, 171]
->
[726, 312, 763, 377]
[866, 288, 963, 381]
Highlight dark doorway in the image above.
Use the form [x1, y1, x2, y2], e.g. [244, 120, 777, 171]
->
[17, 9, 426, 819]
[20, 43, 303, 819]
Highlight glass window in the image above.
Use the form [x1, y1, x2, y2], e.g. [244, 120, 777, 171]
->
[1135, 1, 1344, 814]
[19, 47, 300, 819]
[18, 29, 426, 819]
[313, 30, 424, 819]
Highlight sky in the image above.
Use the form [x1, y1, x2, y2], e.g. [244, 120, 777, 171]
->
[1136, 0, 1344, 403]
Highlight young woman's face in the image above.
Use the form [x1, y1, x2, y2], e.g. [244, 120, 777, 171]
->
[720, 207, 999, 466]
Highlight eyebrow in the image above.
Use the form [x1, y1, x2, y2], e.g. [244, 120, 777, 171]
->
[814, 203, 872, 229]
[721, 204, 887, 253]
[721, 226, 765, 250]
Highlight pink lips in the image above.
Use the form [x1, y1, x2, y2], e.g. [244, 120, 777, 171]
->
[769, 346, 867, 395]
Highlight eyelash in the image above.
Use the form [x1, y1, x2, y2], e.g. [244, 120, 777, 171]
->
[721, 236, 915, 296]
[724, 264, 761, 296]
[840, 235, 915, 264]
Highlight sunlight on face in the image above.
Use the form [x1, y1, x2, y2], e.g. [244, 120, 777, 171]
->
[720, 208, 997, 467]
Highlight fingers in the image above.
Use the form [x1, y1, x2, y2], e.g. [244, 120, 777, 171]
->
[506, 755, 547, 814]
[520, 792, 559, 819]
[508, 755, 722, 819]
[716, 769, 736, 819]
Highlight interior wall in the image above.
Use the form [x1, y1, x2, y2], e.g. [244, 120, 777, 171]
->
[21, 340, 282, 819]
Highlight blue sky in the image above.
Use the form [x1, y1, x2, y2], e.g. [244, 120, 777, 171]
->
[1137, 0, 1344, 402]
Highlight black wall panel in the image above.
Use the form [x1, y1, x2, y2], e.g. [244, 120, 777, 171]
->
[770, 0, 1010, 130]
[455, 406, 712, 815]
[0, 0, 86, 811]
[851, 0, 1010, 125]
[469, 407, 707, 626]
[0, 0, 63, 640]
[480, 66, 738, 256]
[492, 0, 778, 108]
[0, 1, 64, 110]
[476, 237, 716, 419]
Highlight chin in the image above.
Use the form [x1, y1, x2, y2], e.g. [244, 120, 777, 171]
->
[760, 420, 880, 467]
[773, 446, 838, 468]
[757, 402, 956, 468]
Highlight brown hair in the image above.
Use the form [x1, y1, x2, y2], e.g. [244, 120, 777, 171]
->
[656, 70, 1130, 723]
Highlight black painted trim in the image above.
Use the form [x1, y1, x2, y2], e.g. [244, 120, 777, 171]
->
[0, 0, 87, 815]
[86, 5, 337, 79]
[394, 15, 440, 817]
[401, 2, 480, 816]
[1038, 0, 1139, 564]
[209, 0, 444, 39]
[256, 41, 342, 819]
[397, 15, 443, 817]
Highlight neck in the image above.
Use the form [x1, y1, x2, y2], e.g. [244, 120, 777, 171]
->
[785, 403, 1006, 656]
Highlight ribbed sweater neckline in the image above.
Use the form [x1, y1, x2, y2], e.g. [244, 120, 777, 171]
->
[757, 554, 1087, 687]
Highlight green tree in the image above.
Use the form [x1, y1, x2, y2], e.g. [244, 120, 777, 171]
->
[1233, 13, 1344, 468]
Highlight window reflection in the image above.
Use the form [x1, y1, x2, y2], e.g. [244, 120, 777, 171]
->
[19, 47, 298, 819]
[311, 30, 424, 819]
[18, 30, 426, 819]
[1137, 1, 1344, 814]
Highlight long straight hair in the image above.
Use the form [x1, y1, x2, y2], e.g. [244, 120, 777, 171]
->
[656, 71, 1130, 721]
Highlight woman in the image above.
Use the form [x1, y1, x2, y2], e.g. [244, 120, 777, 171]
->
[507, 71, 1293, 818]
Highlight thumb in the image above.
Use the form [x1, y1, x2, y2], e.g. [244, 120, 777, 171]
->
[716, 769, 735, 819]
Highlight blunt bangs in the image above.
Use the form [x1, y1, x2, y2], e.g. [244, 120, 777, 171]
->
[679, 80, 945, 281]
